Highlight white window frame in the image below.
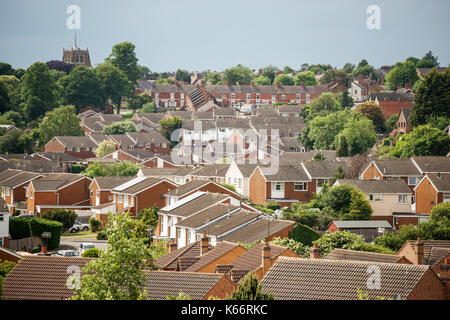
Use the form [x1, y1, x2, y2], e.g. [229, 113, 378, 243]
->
[369, 194, 383, 202]
[398, 194, 408, 204]
[294, 182, 307, 191]
[118, 194, 123, 203]
[444, 193, 450, 203]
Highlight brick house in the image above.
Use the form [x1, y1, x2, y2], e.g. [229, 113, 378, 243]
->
[89, 176, 134, 207]
[45, 136, 99, 159]
[138, 166, 197, 185]
[109, 132, 170, 155]
[26, 173, 92, 216]
[325, 248, 412, 264]
[414, 173, 450, 214]
[140, 155, 179, 168]
[111, 176, 178, 216]
[368, 92, 413, 119]
[102, 148, 155, 164]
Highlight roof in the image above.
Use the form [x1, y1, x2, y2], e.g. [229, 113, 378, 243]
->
[2, 256, 91, 300]
[0, 154, 34, 161]
[201, 210, 261, 237]
[184, 241, 243, 272]
[159, 192, 229, 218]
[399, 240, 450, 265]
[145, 271, 227, 300]
[325, 248, 406, 264]
[137, 112, 165, 124]
[412, 156, 450, 173]
[31, 173, 88, 191]
[0, 160, 66, 174]
[175, 203, 240, 229]
[369, 92, 413, 102]
[190, 164, 230, 178]
[278, 105, 302, 113]
[427, 247, 450, 268]
[155, 241, 211, 270]
[0, 168, 22, 183]
[336, 179, 412, 194]
[221, 219, 296, 244]
[112, 176, 167, 195]
[279, 150, 336, 165]
[370, 159, 421, 176]
[126, 131, 169, 145]
[33, 152, 81, 162]
[118, 148, 155, 160]
[235, 163, 259, 177]
[92, 176, 134, 190]
[260, 257, 431, 300]
[140, 166, 196, 177]
[331, 220, 392, 229]
[53, 136, 97, 148]
[424, 173, 450, 192]
[232, 242, 290, 272]
[0, 171, 42, 188]
[302, 161, 344, 179]
[259, 165, 310, 182]
[165, 179, 210, 197]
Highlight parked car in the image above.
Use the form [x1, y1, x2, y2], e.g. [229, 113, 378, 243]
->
[55, 250, 79, 257]
[74, 220, 89, 231]
[79, 243, 95, 256]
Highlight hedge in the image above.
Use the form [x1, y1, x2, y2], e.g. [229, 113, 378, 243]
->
[288, 223, 320, 246]
[41, 209, 77, 230]
[70, 164, 86, 174]
[9, 217, 32, 239]
[28, 219, 63, 250]
[81, 248, 102, 258]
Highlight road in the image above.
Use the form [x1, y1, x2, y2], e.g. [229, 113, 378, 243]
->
[58, 236, 107, 252]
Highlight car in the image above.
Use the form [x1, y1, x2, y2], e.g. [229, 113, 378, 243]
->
[74, 220, 89, 231]
[55, 250, 79, 257]
[79, 242, 95, 255]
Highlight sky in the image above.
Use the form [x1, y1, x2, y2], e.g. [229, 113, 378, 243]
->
[0, 0, 449, 72]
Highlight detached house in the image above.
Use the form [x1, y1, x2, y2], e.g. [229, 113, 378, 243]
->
[26, 173, 92, 216]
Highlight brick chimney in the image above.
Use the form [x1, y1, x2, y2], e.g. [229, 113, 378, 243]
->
[358, 74, 363, 81]
[262, 242, 272, 275]
[175, 80, 179, 86]
[405, 82, 411, 89]
[226, 81, 230, 87]
[201, 233, 209, 255]
[170, 241, 177, 252]
[276, 81, 280, 88]
[414, 237, 424, 265]
[251, 80, 254, 87]
[310, 243, 321, 259]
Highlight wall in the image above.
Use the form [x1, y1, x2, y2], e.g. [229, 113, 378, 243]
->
[249, 168, 266, 204]
[415, 177, 437, 214]
[407, 269, 447, 300]
[196, 246, 247, 273]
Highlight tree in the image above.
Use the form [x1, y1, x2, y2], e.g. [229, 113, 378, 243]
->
[0, 81, 10, 114]
[409, 69, 450, 127]
[385, 61, 419, 91]
[106, 41, 140, 84]
[343, 62, 355, 74]
[222, 65, 254, 85]
[336, 135, 349, 157]
[72, 212, 151, 300]
[175, 69, 190, 83]
[136, 206, 159, 231]
[283, 66, 295, 74]
[0, 111, 25, 128]
[20, 62, 59, 120]
[138, 65, 151, 80]
[155, 78, 172, 85]
[38, 105, 83, 144]
[96, 63, 131, 112]
[158, 116, 183, 141]
[41, 209, 77, 230]
[102, 121, 137, 135]
[340, 91, 353, 109]
[0, 129, 34, 154]
[354, 101, 385, 132]
[127, 93, 153, 111]
[0, 75, 21, 112]
[392, 125, 450, 157]
[288, 223, 320, 245]
[416, 51, 439, 68]
[261, 65, 279, 84]
[405, 57, 420, 66]
[426, 115, 450, 131]
[294, 71, 317, 86]
[335, 116, 377, 156]
[352, 60, 377, 80]
[140, 102, 156, 113]
[167, 291, 192, 300]
[84, 161, 141, 178]
[311, 152, 325, 162]
[308, 64, 332, 74]
[227, 273, 274, 300]
[320, 69, 351, 87]
[253, 75, 271, 85]
[59, 66, 104, 111]
[84, 162, 108, 178]
[385, 114, 399, 134]
[202, 71, 221, 85]
[95, 140, 117, 157]
[0, 62, 15, 76]
[273, 73, 294, 86]
[308, 93, 339, 118]
[345, 189, 373, 220]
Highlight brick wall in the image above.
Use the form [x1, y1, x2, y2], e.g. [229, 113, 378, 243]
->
[408, 268, 447, 300]
[136, 181, 178, 213]
[415, 177, 437, 214]
[203, 276, 236, 300]
[196, 246, 247, 273]
[378, 101, 413, 119]
[362, 163, 382, 180]
[249, 168, 266, 204]
[58, 178, 91, 205]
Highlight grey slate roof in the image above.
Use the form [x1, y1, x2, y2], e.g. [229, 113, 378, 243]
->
[412, 156, 450, 173]
[0, 171, 42, 188]
[302, 161, 344, 178]
[54, 136, 97, 148]
[93, 176, 134, 190]
[201, 210, 261, 237]
[371, 159, 421, 176]
[165, 179, 211, 197]
[175, 204, 241, 229]
[425, 173, 450, 192]
[190, 164, 230, 178]
[259, 165, 310, 182]
[331, 220, 392, 229]
[112, 177, 166, 195]
[336, 179, 412, 194]
[325, 249, 406, 264]
[159, 193, 229, 218]
[32, 173, 88, 191]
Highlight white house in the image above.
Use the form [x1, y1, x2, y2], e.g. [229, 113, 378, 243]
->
[0, 199, 9, 247]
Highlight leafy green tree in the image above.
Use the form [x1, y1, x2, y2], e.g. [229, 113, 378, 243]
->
[38, 105, 83, 144]
[354, 101, 385, 132]
[167, 291, 192, 300]
[392, 125, 450, 157]
[72, 212, 151, 300]
[253, 75, 271, 85]
[223, 65, 254, 85]
[344, 189, 373, 220]
[409, 69, 450, 127]
[385, 61, 419, 91]
[140, 102, 156, 113]
[343, 62, 355, 74]
[311, 152, 325, 162]
[202, 71, 221, 85]
[0, 81, 10, 114]
[175, 69, 190, 83]
[0, 129, 34, 154]
[426, 115, 450, 131]
[405, 57, 420, 65]
[156, 78, 172, 85]
[320, 69, 351, 87]
[270, 237, 310, 257]
[0, 75, 21, 112]
[0, 111, 25, 128]
[227, 273, 274, 300]
[84, 161, 141, 178]
[102, 121, 137, 135]
[352, 60, 378, 80]
[96, 63, 132, 112]
[20, 62, 60, 120]
[46, 60, 74, 74]
[138, 65, 151, 80]
[308, 64, 332, 74]
[59, 66, 104, 111]
[95, 140, 117, 157]
[288, 223, 320, 245]
[0, 62, 15, 76]
[293, 71, 317, 86]
[261, 65, 279, 84]
[158, 116, 183, 141]
[283, 66, 295, 74]
[136, 206, 159, 229]
[384, 114, 399, 134]
[416, 51, 439, 68]
[308, 93, 339, 118]
[335, 116, 377, 155]
[106, 41, 140, 84]
[127, 93, 152, 111]
[273, 73, 294, 86]
[314, 231, 365, 256]
[336, 135, 349, 157]
[84, 162, 108, 178]
[41, 209, 77, 230]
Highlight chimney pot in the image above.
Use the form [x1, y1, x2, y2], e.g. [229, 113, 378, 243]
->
[201, 233, 209, 255]
[262, 242, 272, 275]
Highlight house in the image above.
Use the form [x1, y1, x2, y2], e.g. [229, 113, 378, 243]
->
[411, 156, 450, 175]
[103, 148, 155, 164]
[0, 154, 34, 161]
[111, 176, 178, 215]
[302, 161, 346, 194]
[144, 271, 235, 300]
[0, 246, 22, 262]
[249, 164, 313, 206]
[0, 198, 9, 247]
[131, 112, 165, 129]
[138, 167, 197, 185]
[140, 154, 180, 169]
[213, 107, 236, 119]
[0, 160, 66, 174]
[89, 176, 134, 207]
[397, 239, 450, 266]
[416, 67, 449, 79]
[368, 92, 413, 119]
[45, 136, 99, 159]
[260, 256, 447, 300]
[414, 173, 450, 214]
[31, 152, 82, 170]
[26, 173, 92, 216]
[348, 76, 370, 102]
[334, 179, 414, 229]
[190, 163, 230, 184]
[325, 248, 412, 264]
[109, 132, 170, 155]
[279, 137, 305, 152]
[278, 105, 302, 118]
[224, 161, 258, 198]
[327, 220, 393, 242]
[0, 170, 43, 214]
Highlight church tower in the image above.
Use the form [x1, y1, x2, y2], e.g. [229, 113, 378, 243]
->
[62, 35, 91, 67]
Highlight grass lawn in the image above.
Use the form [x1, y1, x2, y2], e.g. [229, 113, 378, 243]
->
[61, 231, 97, 237]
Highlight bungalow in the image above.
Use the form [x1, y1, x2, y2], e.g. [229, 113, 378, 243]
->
[111, 176, 178, 216]
[414, 173, 450, 214]
[26, 173, 92, 217]
[334, 179, 414, 229]
[260, 256, 447, 300]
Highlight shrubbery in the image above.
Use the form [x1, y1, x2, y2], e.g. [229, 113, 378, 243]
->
[81, 248, 102, 258]
[288, 223, 320, 246]
[9, 217, 32, 239]
[28, 218, 63, 250]
[89, 217, 102, 232]
[41, 209, 77, 230]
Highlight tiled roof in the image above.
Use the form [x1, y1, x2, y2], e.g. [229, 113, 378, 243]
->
[155, 241, 212, 270]
[190, 164, 230, 178]
[302, 161, 344, 178]
[261, 257, 430, 300]
[331, 220, 392, 229]
[425, 173, 450, 192]
[412, 156, 450, 173]
[159, 193, 229, 218]
[336, 179, 412, 194]
[109, 134, 136, 148]
[325, 249, 405, 264]
[165, 179, 210, 197]
[202, 210, 261, 237]
[87, 134, 111, 145]
[221, 219, 295, 244]
[112, 177, 166, 195]
[93, 176, 134, 190]
[119, 148, 155, 160]
[177, 257, 200, 271]
[145, 271, 226, 300]
[32, 173, 87, 191]
[369, 92, 413, 102]
[0, 171, 42, 188]
[138, 113, 165, 124]
[215, 264, 234, 274]
[2, 256, 91, 300]
[260, 165, 310, 182]
[371, 159, 421, 176]
[185, 241, 243, 272]
[235, 163, 258, 177]
[232, 242, 289, 272]
[278, 105, 302, 113]
[126, 131, 169, 144]
[0, 168, 23, 183]
[279, 150, 336, 165]
[54, 136, 97, 148]
[0, 154, 35, 161]
[427, 247, 450, 268]
[0, 160, 65, 174]
[33, 152, 81, 162]
[400, 240, 450, 265]
[176, 204, 240, 229]
[140, 166, 196, 177]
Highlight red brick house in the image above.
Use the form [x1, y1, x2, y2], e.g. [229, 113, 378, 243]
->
[109, 132, 170, 155]
[89, 176, 134, 207]
[368, 92, 413, 119]
[414, 173, 450, 214]
[45, 136, 99, 159]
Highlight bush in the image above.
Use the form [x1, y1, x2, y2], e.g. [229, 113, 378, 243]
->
[288, 223, 320, 246]
[9, 217, 31, 239]
[81, 248, 102, 258]
[266, 202, 281, 211]
[270, 237, 310, 258]
[89, 217, 101, 232]
[70, 164, 85, 174]
[0, 259, 16, 277]
[28, 218, 63, 250]
[137, 206, 159, 228]
[96, 230, 108, 240]
[221, 183, 236, 192]
[31, 247, 40, 254]
[41, 209, 77, 230]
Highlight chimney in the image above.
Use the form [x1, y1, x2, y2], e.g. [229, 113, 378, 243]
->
[251, 80, 254, 87]
[358, 74, 363, 81]
[175, 80, 179, 86]
[405, 82, 411, 89]
[226, 81, 230, 87]
[414, 237, 424, 265]
[42, 244, 47, 255]
[262, 242, 272, 275]
[170, 241, 177, 252]
[276, 81, 280, 88]
[201, 233, 209, 255]
[310, 243, 321, 259]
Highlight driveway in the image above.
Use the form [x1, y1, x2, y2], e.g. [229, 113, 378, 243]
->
[59, 236, 108, 252]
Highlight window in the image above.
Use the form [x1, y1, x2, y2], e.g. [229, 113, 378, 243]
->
[294, 182, 307, 191]
[272, 94, 276, 101]
[281, 94, 285, 100]
[444, 193, 450, 203]
[273, 182, 283, 191]
[181, 93, 184, 99]
[90, 190, 94, 197]
[408, 177, 418, 186]
[246, 93, 251, 100]
[238, 178, 242, 188]
[234, 178, 237, 185]
[256, 93, 260, 100]
[317, 179, 329, 187]
[30, 191, 34, 200]
[6, 188, 10, 196]
[398, 194, 408, 204]
[369, 194, 383, 202]
[118, 194, 123, 203]
[0, 214, 3, 222]
[170, 93, 174, 100]
[177, 228, 181, 240]
[160, 216, 165, 233]
[296, 94, 301, 100]
[231, 93, 235, 100]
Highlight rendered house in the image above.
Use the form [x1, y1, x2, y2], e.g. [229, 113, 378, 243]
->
[0, 198, 9, 247]
[225, 161, 258, 198]
[26, 173, 92, 217]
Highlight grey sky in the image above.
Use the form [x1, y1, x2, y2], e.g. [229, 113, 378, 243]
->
[0, 0, 449, 72]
